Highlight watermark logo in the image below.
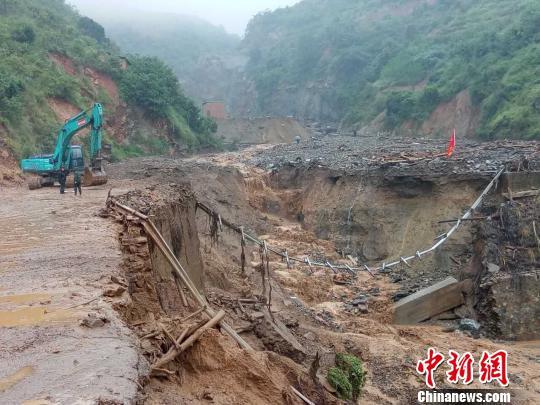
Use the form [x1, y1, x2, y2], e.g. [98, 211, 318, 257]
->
[478, 350, 509, 387]
[416, 348, 509, 388]
[446, 350, 475, 385]
[417, 348, 445, 389]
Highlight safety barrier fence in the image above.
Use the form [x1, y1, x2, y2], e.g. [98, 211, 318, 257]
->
[196, 166, 506, 276]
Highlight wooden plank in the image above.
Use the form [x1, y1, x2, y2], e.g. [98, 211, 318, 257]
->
[501, 172, 540, 194]
[393, 277, 464, 324]
[111, 201, 253, 351]
[502, 189, 540, 199]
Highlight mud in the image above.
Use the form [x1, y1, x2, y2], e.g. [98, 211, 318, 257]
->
[0, 367, 34, 394]
[0, 129, 23, 186]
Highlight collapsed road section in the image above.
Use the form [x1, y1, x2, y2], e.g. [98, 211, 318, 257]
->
[96, 136, 539, 403]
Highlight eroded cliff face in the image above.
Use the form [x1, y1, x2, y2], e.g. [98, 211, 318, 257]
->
[473, 196, 540, 340]
[251, 165, 540, 339]
[103, 149, 540, 403]
[151, 200, 205, 295]
[112, 187, 204, 322]
[262, 167, 479, 292]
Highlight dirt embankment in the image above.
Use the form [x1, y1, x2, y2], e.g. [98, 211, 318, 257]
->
[48, 52, 131, 145]
[0, 124, 23, 186]
[358, 89, 481, 139]
[473, 192, 540, 340]
[267, 166, 481, 290]
[419, 89, 481, 138]
[105, 185, 337, 404]
[216, 117, 311, 146]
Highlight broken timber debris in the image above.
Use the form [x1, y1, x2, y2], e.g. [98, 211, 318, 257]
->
[502, 189, 540, 199]
[151, 310, 226, 371]
[393, 277, 465, 324]
[291, 386, 316, 405]
[110, 199, 252, 351]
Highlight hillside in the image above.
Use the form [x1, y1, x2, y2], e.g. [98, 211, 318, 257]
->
[242, 0, 540, 139]
[0, 0, 217, 183]
[79, 10, 246, 110]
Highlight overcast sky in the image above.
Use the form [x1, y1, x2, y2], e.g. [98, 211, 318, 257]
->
[68, 0, 301, 35]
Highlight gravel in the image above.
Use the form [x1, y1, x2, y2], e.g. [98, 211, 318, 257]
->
[247, 134, 540, 178]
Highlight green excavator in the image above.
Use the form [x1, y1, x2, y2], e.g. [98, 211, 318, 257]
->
[21, 103, 108, 189]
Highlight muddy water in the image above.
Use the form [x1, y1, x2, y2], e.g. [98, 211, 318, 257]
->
[0, 366, 34, 393]
[0, 185, 141, 404]
[22, 400, 53, 405]
[0, 293, 51, 305]
[0, 306, 75, 327]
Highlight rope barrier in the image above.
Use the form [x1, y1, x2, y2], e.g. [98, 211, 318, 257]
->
[196, 167, 506, 276]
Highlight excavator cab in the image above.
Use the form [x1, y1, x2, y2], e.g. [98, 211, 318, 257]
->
[69, 145, 84, 172]
[70, 144, 107, 187]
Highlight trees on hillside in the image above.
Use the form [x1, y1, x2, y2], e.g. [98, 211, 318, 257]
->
[119, 56, 217, 147]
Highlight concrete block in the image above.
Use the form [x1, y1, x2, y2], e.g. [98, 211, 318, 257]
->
[393, 277, 465, 324]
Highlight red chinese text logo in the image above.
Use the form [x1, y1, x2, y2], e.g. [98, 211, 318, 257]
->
[416, 348, 509, 388]
[416, 348, 445, 388]
[446, 350, 474, 385]
[479, 350, 509, 387]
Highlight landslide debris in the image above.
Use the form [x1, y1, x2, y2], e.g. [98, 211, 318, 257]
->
[249, 135, 540, 177]
[104, 138, 540, 403]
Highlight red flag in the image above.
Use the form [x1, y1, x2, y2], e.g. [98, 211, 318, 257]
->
[447, 129, 456, 157]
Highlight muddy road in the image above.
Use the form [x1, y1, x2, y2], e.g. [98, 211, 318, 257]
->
[0, 185, 143, 404]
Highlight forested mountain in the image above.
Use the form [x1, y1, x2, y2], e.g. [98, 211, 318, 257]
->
[0, 0, 216, 168]
[84, 11, 245, 108]
[243, 0, 540, 139]
[55, 0, 540, 140]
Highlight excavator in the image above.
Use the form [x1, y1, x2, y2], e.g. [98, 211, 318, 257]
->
[21, 103, 108, 189]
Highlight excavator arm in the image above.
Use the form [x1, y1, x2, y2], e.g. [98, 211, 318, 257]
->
[51, 103, 103, 171]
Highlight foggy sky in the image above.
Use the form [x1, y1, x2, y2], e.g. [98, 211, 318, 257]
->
[68, 0, 301, 35]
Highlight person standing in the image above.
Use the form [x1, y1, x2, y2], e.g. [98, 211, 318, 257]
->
[74, 170, 82, 196]
[59, 166, 67, 194]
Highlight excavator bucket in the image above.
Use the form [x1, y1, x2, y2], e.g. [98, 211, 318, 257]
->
[83, 167, 108, 186]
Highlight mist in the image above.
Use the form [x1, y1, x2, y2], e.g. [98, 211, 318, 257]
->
[68, 0, 301, 35]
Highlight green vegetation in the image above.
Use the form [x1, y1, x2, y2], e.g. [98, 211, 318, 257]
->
[107, 130, 169, 162]
[243, 0, 540, 139]
[327, 353, 366, 400]
[0, 0, 216, 161]
[119, 55, 217, 149]
[327, 367, 352, 400]
[77, 16, 107, 44]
